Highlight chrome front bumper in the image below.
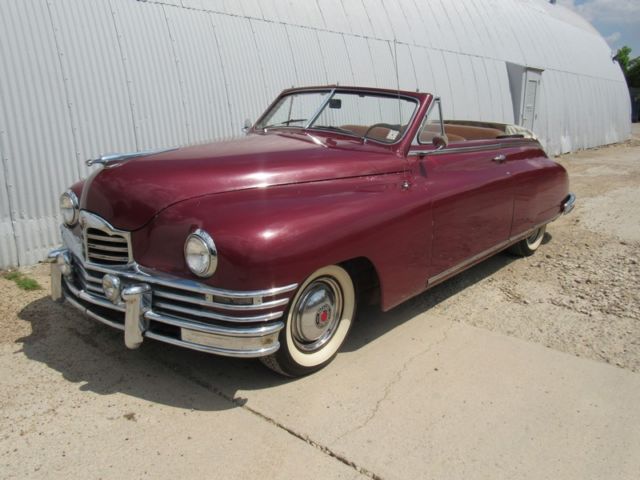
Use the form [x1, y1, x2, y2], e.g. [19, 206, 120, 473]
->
[48, 245, 297, 358]
[562, 193, 576, 215]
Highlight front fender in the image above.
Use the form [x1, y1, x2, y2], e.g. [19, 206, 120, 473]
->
[132, 174, 432, 309]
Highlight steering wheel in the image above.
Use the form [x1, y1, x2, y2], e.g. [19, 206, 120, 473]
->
[362, 123, 398, 140]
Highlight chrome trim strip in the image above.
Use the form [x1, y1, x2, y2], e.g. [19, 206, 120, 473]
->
[86, 243, 129, 252]
[87, 252, 130, 262]
[428, 240, 511, 286]
[86, 147, 178, 167]
[65, 293, 124, 331]
[63, 276, 126, 312]
[86, 234, 128, 243]
[145, 311, 283, 337]
[65, 274, 285, 324]
[152, 289, 289, 311]
[427, 218, 556, 287]
[64, 290, 279, 358]
[408, 140, 539, 157]
[144, 331, 280, 358]
[152, 301, 283, 323]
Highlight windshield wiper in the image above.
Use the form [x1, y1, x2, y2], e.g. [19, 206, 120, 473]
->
[264, 118, 307, 129]
[311, 125, 359, 137]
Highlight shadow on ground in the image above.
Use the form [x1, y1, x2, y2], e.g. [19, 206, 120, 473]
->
[16, 251, 518, 411]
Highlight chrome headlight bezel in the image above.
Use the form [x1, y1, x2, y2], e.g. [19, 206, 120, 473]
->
[59, 190, 79, 226]
[184, 229, 218, 278]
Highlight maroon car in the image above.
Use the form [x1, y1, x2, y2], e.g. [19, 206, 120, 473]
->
[49, 86, 575, 376]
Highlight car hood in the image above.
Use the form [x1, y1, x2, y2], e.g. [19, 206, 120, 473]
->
[80, 132, 402, 231]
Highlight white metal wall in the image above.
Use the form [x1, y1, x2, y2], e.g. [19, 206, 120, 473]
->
[0, 0, 631, 267]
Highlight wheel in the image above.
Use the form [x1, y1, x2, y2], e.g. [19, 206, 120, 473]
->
[260, 265, 356, 377]
[508, 225, 546, 257]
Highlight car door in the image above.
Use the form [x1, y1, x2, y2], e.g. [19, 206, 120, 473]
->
[409, 101, 514, 283]
[424, 144, 513, 281]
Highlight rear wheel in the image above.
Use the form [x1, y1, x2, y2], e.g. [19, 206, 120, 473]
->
[508, 225, 546, 257]
[260, 265, 356, 377]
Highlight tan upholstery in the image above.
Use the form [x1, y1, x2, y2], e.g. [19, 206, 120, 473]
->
[341, 124, 405, 142]
[343, 123, 503, 144]
[443, 124, 503, 140]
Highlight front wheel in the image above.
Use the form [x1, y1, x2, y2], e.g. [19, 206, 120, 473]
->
[508, 225, 546, 257]
[260, 265, 356, 377]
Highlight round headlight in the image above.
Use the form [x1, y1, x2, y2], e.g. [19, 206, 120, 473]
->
[60, 191, 79, 226]
[184, 229, 218, 277]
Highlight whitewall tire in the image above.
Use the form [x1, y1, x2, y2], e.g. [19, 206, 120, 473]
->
[260, 265, 356, 377]
[509, 225, 546, 257]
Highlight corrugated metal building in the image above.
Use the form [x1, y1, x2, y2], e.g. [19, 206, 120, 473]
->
[0, 0, 631, 268]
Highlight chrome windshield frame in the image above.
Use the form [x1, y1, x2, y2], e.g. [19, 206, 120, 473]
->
[304, 88, 336, 128]
[258, 87, 421, 146]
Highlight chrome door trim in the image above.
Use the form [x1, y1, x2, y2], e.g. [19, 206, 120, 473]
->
[408, 140, 539, 157]
[426, 217, 558, 287]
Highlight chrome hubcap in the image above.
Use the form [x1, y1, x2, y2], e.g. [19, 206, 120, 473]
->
[291, 277, 343, 353]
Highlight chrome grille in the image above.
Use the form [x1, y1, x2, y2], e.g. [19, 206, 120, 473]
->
[69, 255, 293, 326]
[86, 228, 130, 265]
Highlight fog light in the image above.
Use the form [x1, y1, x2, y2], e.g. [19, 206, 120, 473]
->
[102, 274, 122, 304]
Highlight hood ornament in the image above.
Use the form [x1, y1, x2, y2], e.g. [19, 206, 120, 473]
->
[86, 147, 178, 167]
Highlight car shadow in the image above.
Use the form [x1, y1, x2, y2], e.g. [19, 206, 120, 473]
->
[16, 251, 518, 411]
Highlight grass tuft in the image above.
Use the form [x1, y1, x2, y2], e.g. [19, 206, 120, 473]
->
[2, 270, 42, 291]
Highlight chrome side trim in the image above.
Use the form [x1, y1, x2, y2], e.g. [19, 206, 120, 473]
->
[428, 239, 511, 287]
[152, 301, 283, 323]
[86, 147, 178, 167]
[145, 311, 283, 337]
[427, 218, 557, 287]
[563, 193, 576, 215]
[152, 290, 289, 311]
[408, 140, 539, 157]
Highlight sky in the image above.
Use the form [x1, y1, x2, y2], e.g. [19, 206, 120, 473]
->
[556, 0, 640, 57]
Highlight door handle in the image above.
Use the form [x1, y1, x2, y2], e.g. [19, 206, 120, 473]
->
[492, 154, 507, 163]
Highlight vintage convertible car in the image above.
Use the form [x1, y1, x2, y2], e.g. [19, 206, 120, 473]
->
[48, 86, 575, 376]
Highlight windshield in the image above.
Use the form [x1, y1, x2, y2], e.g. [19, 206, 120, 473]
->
[256, 90, 418, 143]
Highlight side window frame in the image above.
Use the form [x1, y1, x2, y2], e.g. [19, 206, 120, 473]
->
[415, 97, 445, 146]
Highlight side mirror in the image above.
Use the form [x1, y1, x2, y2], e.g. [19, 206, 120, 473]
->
[432, 134, 449, 150]
[242, 118, 252, 133]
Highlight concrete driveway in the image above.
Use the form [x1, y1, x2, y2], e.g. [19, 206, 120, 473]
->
[2, 126, 639, 479]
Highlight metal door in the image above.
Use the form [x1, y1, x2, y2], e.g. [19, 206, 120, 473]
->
[521, 70, 541, 131]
